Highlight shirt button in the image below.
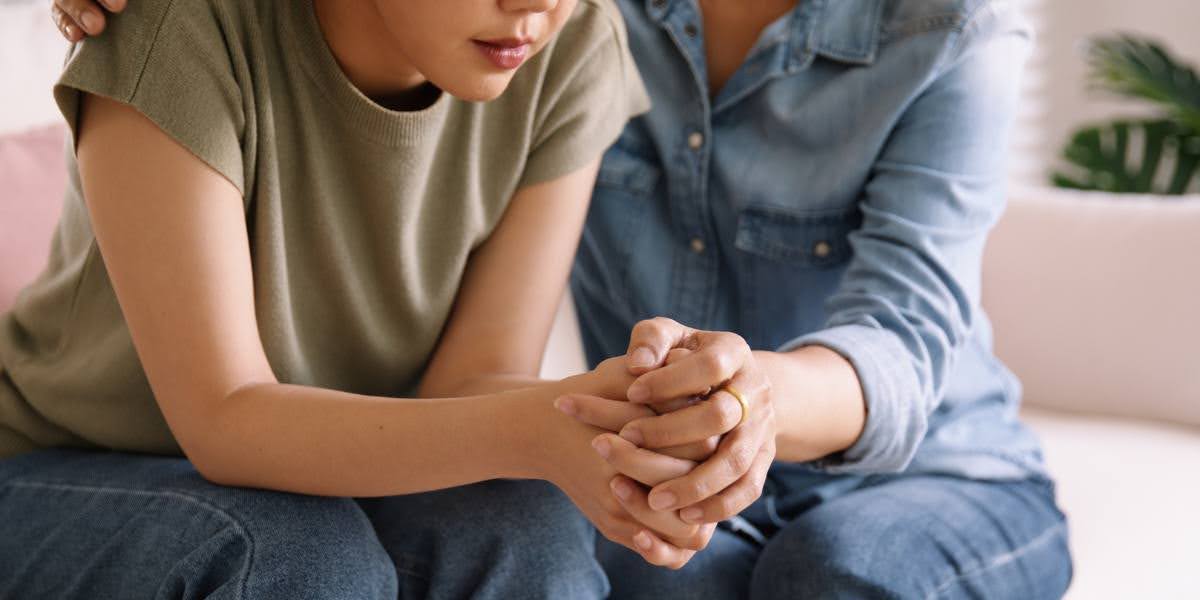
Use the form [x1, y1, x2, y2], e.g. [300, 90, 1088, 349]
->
[690, 237, 706, 254]
[684, 23, 699, 38]
[687, 132, 704, 150]
[812, 241, 832, 258]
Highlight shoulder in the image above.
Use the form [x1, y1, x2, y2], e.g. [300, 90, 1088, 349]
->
[498, 0, 650, 187]
[56, 0, 258, 193]
[879, 0, 1028, 42]
[874, 0, 1029, 65]
[78, 0, 242, 40]
[547, 0, 633, 66]
[61, 0, 252, 73]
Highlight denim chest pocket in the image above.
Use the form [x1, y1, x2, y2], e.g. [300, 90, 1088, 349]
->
[734, 205, 862, 268]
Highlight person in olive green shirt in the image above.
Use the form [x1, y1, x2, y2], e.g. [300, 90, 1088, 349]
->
[0, 0, 738, 595]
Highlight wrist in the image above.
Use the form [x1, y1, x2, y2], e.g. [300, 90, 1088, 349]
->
[491, 378, 579, 483]
[755, 346, 867, 462]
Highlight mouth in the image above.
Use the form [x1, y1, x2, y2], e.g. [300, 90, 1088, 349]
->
[472, 37, 533, 70]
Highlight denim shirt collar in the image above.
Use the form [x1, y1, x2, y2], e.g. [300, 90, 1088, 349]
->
[644, 0, 884, 66]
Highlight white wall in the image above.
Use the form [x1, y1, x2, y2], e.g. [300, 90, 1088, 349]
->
[1012, 0, 1200, 186]
[0, 1, 69, 135]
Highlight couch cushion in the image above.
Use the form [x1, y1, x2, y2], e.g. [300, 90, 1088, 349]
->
[1022, 406, 1200, 600]
[0, 124, 68, 313]
[984, 189, 1200, 427]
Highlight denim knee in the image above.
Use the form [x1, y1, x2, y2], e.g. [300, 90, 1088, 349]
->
[748, 478, 1072, 600]
[183, 488, 397, 599]
[360, 479, 606, 600]
[0, 450, 396, 600]
[749, 508, 921, 600]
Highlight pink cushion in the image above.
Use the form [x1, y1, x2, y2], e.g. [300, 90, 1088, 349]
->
[983, 189, 1200, 428]
[0, 124, 67, 314]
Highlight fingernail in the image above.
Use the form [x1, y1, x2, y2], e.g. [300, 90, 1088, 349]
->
[80, 10, 100, 33]
[680, 507, 703, 522]
[554, 397, 576, 416]
[627, 383, 649, 403]
[619, 426, 643, 446]
[630, 347, 655, 368]
[649, 491, 676, 510]
[634, 531, 652, 550]
[610, 478, 632, 501]
[591, 437, 611, 459]
[97, 0, 113, 9]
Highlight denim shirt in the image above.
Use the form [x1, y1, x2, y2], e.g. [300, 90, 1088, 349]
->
[571, 0, 1047, 480]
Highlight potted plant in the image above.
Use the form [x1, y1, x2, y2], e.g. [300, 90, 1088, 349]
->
[1053, 35, 1200, 195]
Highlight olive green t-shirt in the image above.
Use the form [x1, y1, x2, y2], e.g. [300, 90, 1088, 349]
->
[0, 0, 648, 459]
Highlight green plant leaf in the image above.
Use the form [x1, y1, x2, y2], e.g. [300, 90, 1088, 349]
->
[1051, 119, 1200, 195]
[1088, 35, 1200, 132]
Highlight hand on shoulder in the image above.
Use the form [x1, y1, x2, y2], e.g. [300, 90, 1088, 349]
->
[52, 0, 124, 41]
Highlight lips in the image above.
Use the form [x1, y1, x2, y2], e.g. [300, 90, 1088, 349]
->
[473, 38, 532, 70]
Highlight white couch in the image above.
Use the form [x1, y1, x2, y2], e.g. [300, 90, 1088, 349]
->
[984, 189, 1200, 599]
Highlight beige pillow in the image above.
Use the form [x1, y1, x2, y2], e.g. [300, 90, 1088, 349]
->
[983, 188, 1200, 427]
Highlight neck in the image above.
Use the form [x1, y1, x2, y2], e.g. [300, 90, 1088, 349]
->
[312, 0, 434, 109]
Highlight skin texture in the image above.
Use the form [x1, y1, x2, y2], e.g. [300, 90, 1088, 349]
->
[51, 0, 871, 570]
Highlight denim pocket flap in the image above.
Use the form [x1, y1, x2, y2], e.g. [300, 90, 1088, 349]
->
[735, 205, 861, 267]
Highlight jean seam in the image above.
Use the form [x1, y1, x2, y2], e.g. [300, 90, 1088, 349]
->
[395, 567, 430, 581]
[925, 521, 1067, 599]
[4, 479, 257, 600]
[389, 551, 431, 582]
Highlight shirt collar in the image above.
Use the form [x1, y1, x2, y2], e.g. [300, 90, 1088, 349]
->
[812, 0, 884, 65]
[643, 0, 883, 66]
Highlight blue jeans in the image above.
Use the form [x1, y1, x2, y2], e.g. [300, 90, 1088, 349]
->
[0, 449, 608, 599]
[600, 468, 1073, 599]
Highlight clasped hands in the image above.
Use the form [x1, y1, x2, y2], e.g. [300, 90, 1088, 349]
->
[554, 318, 777, 569]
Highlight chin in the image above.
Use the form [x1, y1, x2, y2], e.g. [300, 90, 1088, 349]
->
[439, 72, 514, 103]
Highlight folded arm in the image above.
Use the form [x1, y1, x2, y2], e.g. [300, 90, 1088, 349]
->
[77, 92, 595, 497]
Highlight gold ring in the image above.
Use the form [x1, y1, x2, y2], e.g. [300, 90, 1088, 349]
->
[722, 385, 749, 428]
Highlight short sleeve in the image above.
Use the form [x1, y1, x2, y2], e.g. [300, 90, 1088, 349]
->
[518, 0, 651, 188]
[53, 0, 246, 194]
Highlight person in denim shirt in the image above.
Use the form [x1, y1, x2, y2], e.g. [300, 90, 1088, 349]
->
[560, 0, 1074, 597]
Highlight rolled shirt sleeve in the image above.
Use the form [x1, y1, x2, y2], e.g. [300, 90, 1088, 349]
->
[778, 5, 1032, 474]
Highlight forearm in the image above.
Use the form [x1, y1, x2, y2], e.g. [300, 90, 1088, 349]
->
[753, 346, 866, 462]
[192, 376, 587, 497]
[424, 373, 552, 397]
